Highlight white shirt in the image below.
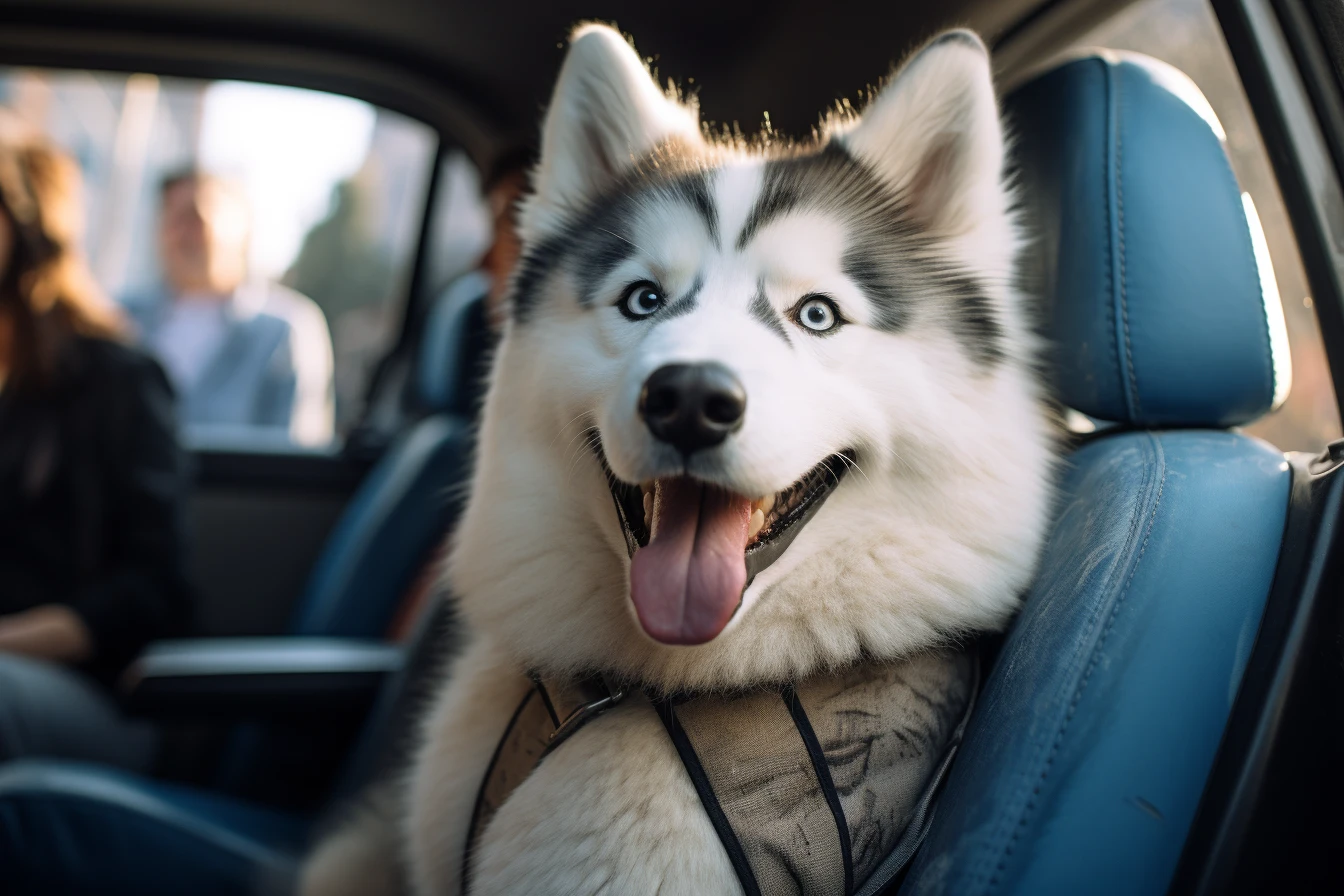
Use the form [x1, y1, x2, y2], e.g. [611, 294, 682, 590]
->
[151, 294, 230, 390]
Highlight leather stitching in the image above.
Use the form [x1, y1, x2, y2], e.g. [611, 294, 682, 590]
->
[1115, 70, 1141, 421]
[1099, 60, 1122, 416]
[971, 438, 1157, 892]
[986, 435, 1167, 893]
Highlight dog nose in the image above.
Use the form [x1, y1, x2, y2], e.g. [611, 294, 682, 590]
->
[639, 363, 747, 455]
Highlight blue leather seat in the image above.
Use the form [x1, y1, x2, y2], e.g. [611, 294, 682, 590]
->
[291, 271, 488, 640]
[206, 277, 489, 798]
[899, 53, 1292, 896]
[0, 55, 1296, 895]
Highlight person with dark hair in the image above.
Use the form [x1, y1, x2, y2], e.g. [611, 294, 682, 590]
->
[0, 110, 192, 769]
[478, 144, 533, 328]
[124, 168, 335, 445]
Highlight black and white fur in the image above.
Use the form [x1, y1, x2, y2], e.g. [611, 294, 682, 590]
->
[301, 23, 1055, 896]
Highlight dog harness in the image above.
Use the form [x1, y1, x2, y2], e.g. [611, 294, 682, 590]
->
[464, 646, 977, 895]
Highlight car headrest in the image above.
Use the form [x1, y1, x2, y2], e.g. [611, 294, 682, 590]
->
[1005, 52, 1291, 428]
[417, 270, 492, 416]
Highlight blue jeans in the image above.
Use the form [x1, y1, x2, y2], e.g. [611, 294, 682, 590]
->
[0, 653, 157, 772]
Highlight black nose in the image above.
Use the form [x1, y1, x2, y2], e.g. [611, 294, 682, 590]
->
[639, 363, 747, 455]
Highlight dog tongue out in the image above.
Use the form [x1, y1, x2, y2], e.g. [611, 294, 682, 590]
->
[630, 478, 752, 645]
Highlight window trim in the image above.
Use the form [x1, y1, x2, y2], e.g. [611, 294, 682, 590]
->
[0, 10, 499, 154]
[356, 140, 451, 432]
[1213, 0, 1344, 420]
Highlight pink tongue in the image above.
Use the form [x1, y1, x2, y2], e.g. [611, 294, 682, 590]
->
[630, 478, 751, 645]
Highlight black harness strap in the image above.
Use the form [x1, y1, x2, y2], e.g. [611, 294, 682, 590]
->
[784, 685, 855, 895]
[652, 696, 764, 896]
[461, 647, 976, 896]
[462, 688, 541, 893]
[462, 674, 626, 894]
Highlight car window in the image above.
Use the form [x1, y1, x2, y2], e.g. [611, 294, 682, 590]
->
[0, 68, 440, 448]
[1055, 0, 1342, 451]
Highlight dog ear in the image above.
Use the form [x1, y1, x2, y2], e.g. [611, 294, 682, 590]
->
[836, 31, 1003, 235]
[524, 24, 702, 237]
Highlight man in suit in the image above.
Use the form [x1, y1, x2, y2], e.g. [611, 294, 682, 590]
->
[125, 170, 334, 446]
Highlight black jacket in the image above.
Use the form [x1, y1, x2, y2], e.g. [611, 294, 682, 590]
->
[0, 336, 192, 683]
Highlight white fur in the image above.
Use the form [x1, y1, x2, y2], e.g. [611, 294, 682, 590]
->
[302, 23, 1055, 896]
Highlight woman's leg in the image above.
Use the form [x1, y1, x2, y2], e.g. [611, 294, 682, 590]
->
[0, 653, 158, 772]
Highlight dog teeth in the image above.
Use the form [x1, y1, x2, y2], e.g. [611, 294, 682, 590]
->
[633, 485, 783, 540]
[748, 508, 765, 539]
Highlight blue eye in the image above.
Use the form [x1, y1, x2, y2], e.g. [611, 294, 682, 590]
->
[620, 282, 665, 319]
[796, 295, 840, 333]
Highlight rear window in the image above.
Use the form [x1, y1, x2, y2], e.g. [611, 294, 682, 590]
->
[0, 69, 440, 447]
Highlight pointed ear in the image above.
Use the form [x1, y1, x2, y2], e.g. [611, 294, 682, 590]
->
[524, 24, 702, 235]
[836, 31, 1004, 234]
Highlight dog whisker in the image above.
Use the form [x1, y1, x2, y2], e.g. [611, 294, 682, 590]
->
[835, 451, 872, 485]
[596, 227, 653, 260]
[548, 411, 594, 450]
[562, 427, 604, 479]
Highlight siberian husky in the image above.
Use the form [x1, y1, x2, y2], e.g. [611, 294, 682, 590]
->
[301, 22, 1055, 896]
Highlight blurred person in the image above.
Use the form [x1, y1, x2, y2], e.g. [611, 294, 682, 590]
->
[125, 170, 335, 445]
[0, 110, 192, 769]
[479, 144, 531, 328]
[285, 172, 397, 428]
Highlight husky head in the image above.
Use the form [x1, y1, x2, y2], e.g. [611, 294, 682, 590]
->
[449, 25, 1056, 690]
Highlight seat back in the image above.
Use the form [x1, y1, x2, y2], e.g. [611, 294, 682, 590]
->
[288, 274, 490, 639]
[900, 54, 1294, 896]
[209, 276, 491, 804]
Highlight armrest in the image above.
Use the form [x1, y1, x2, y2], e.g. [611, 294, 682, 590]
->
[119, 638, 404, 721]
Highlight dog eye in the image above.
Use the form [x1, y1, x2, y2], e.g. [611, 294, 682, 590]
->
[619, 282, 665, 320]
[796, 295, 840, 333]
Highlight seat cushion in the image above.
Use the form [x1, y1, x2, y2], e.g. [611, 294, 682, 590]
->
[0, 759, 308, 896]
[900, 430, 1290, 896]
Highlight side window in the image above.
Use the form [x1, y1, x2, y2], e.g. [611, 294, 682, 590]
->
[1058, 0, 1342, 451]
[0, 69, 438, 448]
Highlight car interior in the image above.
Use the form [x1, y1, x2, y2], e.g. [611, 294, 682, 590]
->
[0, 0, 1342, 893]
